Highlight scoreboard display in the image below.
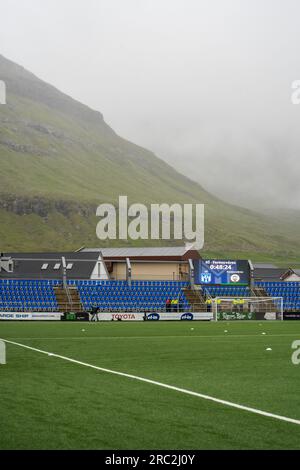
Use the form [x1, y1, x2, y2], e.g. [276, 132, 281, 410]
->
[195, 259, 250, 285]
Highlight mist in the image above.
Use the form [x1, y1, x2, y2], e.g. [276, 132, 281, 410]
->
[1, 0, 300, 210]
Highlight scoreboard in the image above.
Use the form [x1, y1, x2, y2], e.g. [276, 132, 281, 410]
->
[195, 259, 250, 285]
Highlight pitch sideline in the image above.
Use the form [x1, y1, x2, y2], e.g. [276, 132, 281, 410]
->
[1, 337, 300, 427]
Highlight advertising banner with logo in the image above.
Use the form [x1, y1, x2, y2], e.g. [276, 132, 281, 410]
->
[217, 311, 279, 321]
[97, 312, 213, 321]
[146, 312, 213, 321]
[0, 312, 62, 320]
[195, 259, 250, 285]
[61, 312, 90, 321]
[217, 311, 253, 320]
[283, 312, 300, 320]
[99, 312, 144, 321]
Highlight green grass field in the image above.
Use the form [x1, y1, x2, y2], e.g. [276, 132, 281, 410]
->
[1, 320, 300, 450]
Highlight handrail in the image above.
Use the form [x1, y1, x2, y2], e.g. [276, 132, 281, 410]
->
[65, 284, 73, 310]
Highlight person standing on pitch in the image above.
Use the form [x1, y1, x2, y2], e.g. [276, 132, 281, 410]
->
[90, 304, 100, 321]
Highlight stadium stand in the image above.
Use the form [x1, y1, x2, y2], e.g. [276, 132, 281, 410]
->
[256, 281, 300, 312]
[0, 279, 59, 312]
[0, 279, 190, 313]
[73, 280, 190, 312]
[1, 251, 300, 316]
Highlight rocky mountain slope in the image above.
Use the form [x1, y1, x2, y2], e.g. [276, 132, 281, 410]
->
[0, 54, 299, 263]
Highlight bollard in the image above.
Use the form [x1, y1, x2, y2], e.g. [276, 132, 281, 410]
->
[0, 340, 6, 364]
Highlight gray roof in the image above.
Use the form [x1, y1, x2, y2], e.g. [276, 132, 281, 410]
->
[254, 267, 287, 282]
[253, 263, 279, 269]
[82, 246, 192, 258]
[6, 252, 99, 260]
[1, 252, 100, 280]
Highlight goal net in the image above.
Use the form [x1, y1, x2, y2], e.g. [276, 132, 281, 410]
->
[211, 297, 283, 321]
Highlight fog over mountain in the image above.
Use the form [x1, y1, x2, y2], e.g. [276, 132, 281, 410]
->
[1, 0, 300, 210]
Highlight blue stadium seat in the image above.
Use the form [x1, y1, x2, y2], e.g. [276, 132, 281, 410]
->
[0, 279, 59, 312]
[255, 281, 300, 311]
[75, 280, 190, 312]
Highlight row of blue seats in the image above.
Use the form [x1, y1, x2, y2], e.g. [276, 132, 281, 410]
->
[81, 295, 185, 299]
[0, 288, 56, 293]
[81, 303, 190, 311]
[205, 287, 250, 297]
[78, 289, 183, 296]
[0, 287, 55, 291]
[0, 305, 58, 309]
[71, 280, 188, 287]
[0, 280, 60, 285]
[0, 279, 188, 287]
[0, 305, 58, 312]
[80, 284, 182, 288]
[82, 299, 190, 303]
[269, 291, 300, 294]
[256, 282, 300, 287]
[1, 295, 56, 300]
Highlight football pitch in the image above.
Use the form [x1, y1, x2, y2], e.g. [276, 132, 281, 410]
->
[0, 321, 300, 450]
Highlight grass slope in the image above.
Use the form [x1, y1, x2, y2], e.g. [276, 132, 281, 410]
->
[0, 54, 299, 262]
[1, 321, 300, 450]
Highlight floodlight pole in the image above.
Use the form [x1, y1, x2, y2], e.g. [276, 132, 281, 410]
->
[188, 259, 194, 288]
[62, 256, 67, 289]
[126, 258, 132, 287]
[248, 259, 254, 290]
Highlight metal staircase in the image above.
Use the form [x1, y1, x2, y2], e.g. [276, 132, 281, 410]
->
[182, 285, 207, 312]
[54, 285, 83, 313]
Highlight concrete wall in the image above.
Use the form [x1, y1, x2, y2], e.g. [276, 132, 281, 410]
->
[111, 262, 189, 281]
[112, 262, 126, 280]
[284, 274, 300, 282]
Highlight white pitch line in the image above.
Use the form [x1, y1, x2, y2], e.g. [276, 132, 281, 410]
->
[2, 338, 300, 427]
[4, 333, 300, 341]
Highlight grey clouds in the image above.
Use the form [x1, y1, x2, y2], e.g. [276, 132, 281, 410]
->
[1, 0, 300, 210]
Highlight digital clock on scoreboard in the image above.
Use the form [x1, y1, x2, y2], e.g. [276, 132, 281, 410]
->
[195, 259, 250, 285]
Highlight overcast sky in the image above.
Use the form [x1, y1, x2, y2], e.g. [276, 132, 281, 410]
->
[1, 0, 300, 210]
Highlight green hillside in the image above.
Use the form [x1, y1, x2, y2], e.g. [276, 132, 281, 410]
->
[0, 54, 299, 263]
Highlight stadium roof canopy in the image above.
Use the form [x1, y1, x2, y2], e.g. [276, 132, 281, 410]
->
[81, 246, 200, 261]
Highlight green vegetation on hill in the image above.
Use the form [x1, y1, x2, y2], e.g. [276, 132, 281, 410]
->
[0, 54, 299, 263]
